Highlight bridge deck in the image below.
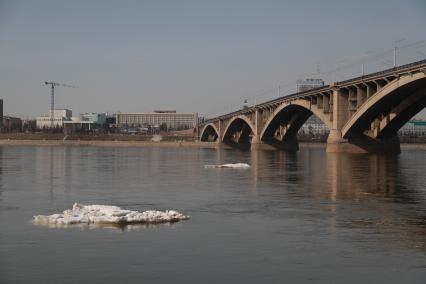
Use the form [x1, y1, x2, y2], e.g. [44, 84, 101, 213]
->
[203, 59, 426, 123]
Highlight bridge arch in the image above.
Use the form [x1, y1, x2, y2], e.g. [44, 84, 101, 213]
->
[377, 91, 426, 139]
[260, 99, 332, 142]
[222, 115, 256, 145]
[342, 72, 426, 139]
[200, 123, 219, 142]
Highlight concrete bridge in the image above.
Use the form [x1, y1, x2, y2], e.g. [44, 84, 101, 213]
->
[198, 59, 426, 154]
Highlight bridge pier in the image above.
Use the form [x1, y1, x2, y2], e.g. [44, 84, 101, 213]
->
[326, 129, 349, 153]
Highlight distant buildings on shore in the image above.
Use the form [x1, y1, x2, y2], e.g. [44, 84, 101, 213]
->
[399, 120, 426, 137]
[31, 108, 198, 134]
[0, 97, 199, 135]
[0, 95, 426, 138]
[299, 115, 329, 137]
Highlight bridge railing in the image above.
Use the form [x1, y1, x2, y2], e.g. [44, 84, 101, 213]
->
[337, 58, 426, 86]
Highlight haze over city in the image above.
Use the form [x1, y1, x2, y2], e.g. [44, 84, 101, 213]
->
[1, 0, 426, 119]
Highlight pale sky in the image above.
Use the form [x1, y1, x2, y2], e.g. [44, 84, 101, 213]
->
[1, 0, 426, 119]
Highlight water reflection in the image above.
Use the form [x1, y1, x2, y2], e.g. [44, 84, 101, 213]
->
[248, 149, 426, 251]
[1, 146, 426, 283]
[328, 154, 426, 250]
[49, 147, 54, 201]
[32, 219, 186, 232]
[247, 149, 422, 201]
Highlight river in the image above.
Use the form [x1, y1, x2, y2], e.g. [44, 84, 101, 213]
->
[0, 145, 425, 283]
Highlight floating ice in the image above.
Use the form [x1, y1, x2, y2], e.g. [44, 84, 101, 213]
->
[204, 163, 251, 169]
[33, 203, 189, 226]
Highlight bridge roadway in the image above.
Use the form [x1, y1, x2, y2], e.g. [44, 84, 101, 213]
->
[198, 59, 426, 154]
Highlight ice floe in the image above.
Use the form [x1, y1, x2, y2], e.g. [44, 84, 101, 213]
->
[33, 203, 189, 227]
[204, 163, 251, 169]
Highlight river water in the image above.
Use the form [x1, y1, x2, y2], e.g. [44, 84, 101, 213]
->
[0, 145, 425, 283]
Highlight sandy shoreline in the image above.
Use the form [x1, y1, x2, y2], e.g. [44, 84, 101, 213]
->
[0, 139, 218, 148]
[0, 139, 424, 150]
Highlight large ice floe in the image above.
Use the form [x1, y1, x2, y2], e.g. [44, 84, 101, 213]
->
[204, 163, 251, 169]
[33, 203, 189, 228]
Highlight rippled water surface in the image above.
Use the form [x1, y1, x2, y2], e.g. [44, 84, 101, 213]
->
[0, 145, 425, 283]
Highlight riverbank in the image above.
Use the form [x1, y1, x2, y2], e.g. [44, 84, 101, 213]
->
[0, 139, 218, 148]
[0, 139, 425, 150]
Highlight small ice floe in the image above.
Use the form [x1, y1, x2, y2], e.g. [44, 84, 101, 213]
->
[33, 203, 189, 227]
[204, 163, 251, 169]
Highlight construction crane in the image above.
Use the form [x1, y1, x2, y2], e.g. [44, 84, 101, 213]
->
[44, 81, 78, 128]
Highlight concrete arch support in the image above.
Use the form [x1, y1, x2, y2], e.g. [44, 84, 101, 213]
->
[221, 115, 256, 149]
[200, 123, 220, 142]
[259, 99, 331, 151]
[327, 73, 426, 154]
[342, 73, 426, 139]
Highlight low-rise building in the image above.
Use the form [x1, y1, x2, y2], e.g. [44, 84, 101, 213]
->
[116, 111, 198, 131]
[63, 113, 107, 134]
[80, 113, 106, 125]
[399, 120, 426, 137]
[36, 109, 72, 129]
[2, 116, 22, 132]
[22, 119, 37, 132]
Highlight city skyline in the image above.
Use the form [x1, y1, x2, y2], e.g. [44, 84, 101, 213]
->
[1, 0, 426, 119]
